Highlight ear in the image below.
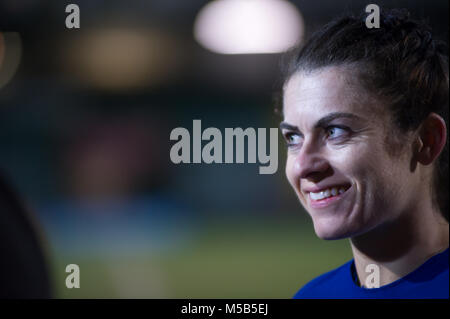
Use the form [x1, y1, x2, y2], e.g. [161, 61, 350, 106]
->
[415, 113, 447, 166]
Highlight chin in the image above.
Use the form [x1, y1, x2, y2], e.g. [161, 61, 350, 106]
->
[312, 217, 357, 240]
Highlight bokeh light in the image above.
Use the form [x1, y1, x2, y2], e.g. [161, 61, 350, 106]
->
[0, 32, 22, 90]
[0, 33, 4, 68]
[61, 28, 181, 91]
[194, 0, 304, 54]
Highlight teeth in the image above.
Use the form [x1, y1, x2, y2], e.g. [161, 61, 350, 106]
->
[309, 186, 348, 201]
[331, 188, 338, 196]
[309, 192, 324, 200]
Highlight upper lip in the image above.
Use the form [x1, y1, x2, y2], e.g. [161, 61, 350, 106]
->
[302, 183, 351, 194]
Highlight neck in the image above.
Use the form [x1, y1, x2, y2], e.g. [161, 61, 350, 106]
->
[350, 202, 449, 288]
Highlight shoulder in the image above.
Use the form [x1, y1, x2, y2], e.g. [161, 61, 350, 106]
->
[293, 260, 354, 299]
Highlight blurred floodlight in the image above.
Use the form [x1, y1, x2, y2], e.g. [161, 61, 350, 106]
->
[0, 34, 4, 67]
[194, 0, 304, 54]
[0, 32, 22, 90]
[63, 28, 180, 91]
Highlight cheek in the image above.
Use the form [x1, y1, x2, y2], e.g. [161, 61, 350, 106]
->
[375, 156, 412, 201]
[340, 143, 410, 205]
[326, 145, 369, 176]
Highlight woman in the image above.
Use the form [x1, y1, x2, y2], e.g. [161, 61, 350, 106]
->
[280, 8, 449, 298]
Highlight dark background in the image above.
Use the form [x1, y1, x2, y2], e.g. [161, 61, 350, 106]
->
[0, 0, 448, 298]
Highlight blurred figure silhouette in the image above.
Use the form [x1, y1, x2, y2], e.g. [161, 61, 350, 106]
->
[0, 173, 52, 298]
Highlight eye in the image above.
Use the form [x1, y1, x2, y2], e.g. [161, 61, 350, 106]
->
[325, 126, 349, 139]
[284, 132, 302, 146]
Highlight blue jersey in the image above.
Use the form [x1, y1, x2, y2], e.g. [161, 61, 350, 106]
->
[294, 248, 449, 299]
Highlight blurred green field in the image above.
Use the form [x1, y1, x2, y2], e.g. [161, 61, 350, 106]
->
[49, 217, 353, 298]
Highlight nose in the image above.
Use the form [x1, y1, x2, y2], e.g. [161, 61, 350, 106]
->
[292, 143, 330, 181]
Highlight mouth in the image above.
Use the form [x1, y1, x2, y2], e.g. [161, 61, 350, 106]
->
[306, 184, 352, 209]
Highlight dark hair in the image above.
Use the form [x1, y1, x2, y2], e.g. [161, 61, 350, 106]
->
[279, 8, 449, 221]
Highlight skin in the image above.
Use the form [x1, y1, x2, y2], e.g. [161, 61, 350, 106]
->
[282, 66, 449, 287]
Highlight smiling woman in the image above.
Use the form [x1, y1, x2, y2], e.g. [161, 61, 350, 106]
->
[279, 8, 449, 299]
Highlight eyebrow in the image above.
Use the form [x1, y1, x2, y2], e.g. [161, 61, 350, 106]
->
[280, 112, 360, 133]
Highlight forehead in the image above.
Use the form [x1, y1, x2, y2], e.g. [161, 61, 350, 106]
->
[283, 67, 384, 123]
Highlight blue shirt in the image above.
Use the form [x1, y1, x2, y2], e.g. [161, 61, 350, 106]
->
[294, 248, 449, 299]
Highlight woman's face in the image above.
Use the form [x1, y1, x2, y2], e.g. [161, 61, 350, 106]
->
[282, 67, 419, 240]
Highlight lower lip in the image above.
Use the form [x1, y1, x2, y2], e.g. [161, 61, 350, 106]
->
[308, 187, 351, 209]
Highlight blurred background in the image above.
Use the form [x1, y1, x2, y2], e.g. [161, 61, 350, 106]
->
[0, 0, 448, 298]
